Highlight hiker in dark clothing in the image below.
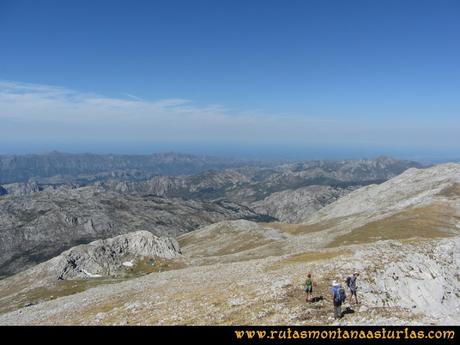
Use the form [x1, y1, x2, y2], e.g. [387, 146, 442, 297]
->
[304, 273, 313, 302]
[331, 280, 346, 319]
[346, 272, 359, 304]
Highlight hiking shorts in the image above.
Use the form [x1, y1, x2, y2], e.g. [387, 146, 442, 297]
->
[305, 286, 313, 293]
[350, 287, 357, 295]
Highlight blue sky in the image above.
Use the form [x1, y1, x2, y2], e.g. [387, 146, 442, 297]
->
[0, 0, 459, 160]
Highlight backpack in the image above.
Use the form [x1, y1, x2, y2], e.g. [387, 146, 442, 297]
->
[334, 286, 346, 304]
[339, 286, 346, 302]
[346, 276, 352, 288]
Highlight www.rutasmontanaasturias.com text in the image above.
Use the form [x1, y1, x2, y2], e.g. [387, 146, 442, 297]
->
[234, 327, 455, 340]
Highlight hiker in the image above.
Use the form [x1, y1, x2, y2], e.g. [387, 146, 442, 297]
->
[304, 273, 313, 302]
[331, 280, 346, 319]
[346, 272, 359, 304]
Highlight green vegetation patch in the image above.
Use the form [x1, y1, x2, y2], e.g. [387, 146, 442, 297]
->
[0, 278, 120, 315]
[326, 204, 458, 248]
[260, 219, 340, 235]
[179, 224, 276, 257]
[125, 257, 186, 276]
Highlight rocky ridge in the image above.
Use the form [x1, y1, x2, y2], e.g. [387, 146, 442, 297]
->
[0, 151, 260, 184]
[303, 163, 460, 236]
[52, 231, 181, 280]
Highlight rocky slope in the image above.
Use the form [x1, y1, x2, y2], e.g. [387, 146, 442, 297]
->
[178, 220, 288, 259]
[248, 156, 421, 189]
[0, 185, 271, 277]
[0, 163, 458, 325]
[0, 234, 457, 325]
[302, 163, 460, 244]
[252, 185, 357, 222]
[102, 156, 420, 200]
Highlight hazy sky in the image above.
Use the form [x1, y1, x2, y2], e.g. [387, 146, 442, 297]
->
[0, 0, 459, 159]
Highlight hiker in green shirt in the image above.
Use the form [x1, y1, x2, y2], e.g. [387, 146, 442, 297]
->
[304, 273, 313, 302]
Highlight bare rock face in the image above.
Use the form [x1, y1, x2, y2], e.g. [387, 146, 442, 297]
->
[50, 231, 181, 280]
[252, 185, 357, 223]
[1, 181, 42, 196]
[349, 238, 460, 324]
[378, 239, 459, 319]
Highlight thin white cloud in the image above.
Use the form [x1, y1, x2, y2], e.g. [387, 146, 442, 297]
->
[123, 93, 144, 102]
[0, 80, 340, 144]
[0, 80, 457, 149]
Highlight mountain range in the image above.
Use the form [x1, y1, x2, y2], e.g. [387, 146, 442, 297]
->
[0, 153, 458, 325]
[0, 155, 420, 277]
[0, 151, 269, 185]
